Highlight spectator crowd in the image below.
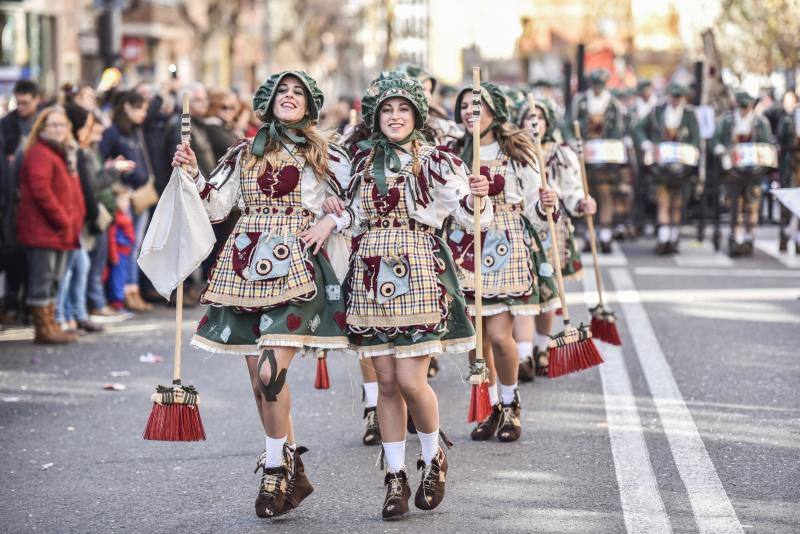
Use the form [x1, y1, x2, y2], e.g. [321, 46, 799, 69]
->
[0, 78, 262, 344]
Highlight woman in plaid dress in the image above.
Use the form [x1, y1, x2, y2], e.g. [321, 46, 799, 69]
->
[447, 82, 558, 444]
[512, 98, 597, 381]
[324, 77, 490, 519]
[172, 71, 351, 519]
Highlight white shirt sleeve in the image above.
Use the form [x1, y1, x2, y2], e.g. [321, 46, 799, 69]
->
[193, 150, 243, 224]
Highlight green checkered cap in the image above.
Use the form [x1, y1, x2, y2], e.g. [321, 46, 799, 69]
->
[252, 70, 324, 122]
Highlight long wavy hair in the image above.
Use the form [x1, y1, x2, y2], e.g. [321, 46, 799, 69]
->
[245, 123, 333, 180]
[24, 106, 77, 154]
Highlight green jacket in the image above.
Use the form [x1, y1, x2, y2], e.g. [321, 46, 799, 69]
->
[713, 111, 772, 151]
[634, 103, 700, 148]
[569, 91, 625, 140]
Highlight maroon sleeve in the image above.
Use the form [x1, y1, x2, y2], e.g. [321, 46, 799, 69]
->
[23, 146, 70, 231]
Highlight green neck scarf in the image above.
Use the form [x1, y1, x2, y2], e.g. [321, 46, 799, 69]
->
[357, 131, 424, 195]
[461, 121, 497, 171]
[252, 118, 312, 157]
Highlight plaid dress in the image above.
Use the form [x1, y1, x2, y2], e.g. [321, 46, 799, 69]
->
[345, 146, 476, 358]
[191, 142, 349, 355]
[541, 143, 584, 281]
[447, 148, 559, 316]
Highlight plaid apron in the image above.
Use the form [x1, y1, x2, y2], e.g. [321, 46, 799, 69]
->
[202, 146, 317, 308]
[346, 151, 475, 358]
[192, 144, 348, 355]
[447, 152, 558, 315]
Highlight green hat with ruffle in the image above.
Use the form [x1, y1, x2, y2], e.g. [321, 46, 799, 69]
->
[587, 69, 610, 85]
[533, 97, 558, 143]
[252, 70, 324, 122]
[361, 76, 428, 133]
[503, 85, 528, 126]
[667, 82, 690, 97]
[735, 90, 755, 107]
[397, 63, 437, 93]
[454, 81, 510, 125]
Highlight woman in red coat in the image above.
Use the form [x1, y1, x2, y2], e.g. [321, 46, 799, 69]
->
[17, 105, 86, 344]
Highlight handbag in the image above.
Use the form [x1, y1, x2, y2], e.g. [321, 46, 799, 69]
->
[130, 130, 160, 214]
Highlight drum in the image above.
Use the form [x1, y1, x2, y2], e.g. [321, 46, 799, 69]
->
[583, 139, 628, 183]
[723, 142, 778, 181]
[645, 142, 700, 186]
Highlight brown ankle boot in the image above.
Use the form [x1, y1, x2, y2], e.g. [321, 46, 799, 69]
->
[382, 469, 411, 520]
[32, 306, 75, 344]
[470, 403, 501, 441]
[414, 447, 448, 511]
[283, 445, 313, 511]
[534, 345, 549, 377]
[254, 463, 289, 518]
[363, 407, 382, 446]
[497, 389, 522, 442]
[518, 355, 535, 382]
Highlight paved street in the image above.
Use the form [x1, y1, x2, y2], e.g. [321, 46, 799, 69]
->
[1, 229, 798, 534]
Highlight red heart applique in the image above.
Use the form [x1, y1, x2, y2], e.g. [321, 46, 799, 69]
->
[197, 315, 209, 330]
[371, 185, 401, 216]
[251, 322, 261, 337]
[488, 173, 505, 197]
[333, 311, 347, 331]
[286, 313, 302, 332]
[258, 164, 301, 198]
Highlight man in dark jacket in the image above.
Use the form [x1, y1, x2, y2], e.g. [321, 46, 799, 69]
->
[1, 80, 41, 158]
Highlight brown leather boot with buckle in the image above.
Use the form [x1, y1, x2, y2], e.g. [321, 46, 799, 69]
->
[470, 402, 501, 441]
[497, 389, 522, 442]
[414, 447, 448, 511]
[363, 407, 381, 446]
[382, 469, 411, 520]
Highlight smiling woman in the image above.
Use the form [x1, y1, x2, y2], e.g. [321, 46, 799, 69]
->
[170, 70, 352, 520]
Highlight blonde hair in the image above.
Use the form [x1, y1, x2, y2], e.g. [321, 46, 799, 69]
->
[245, 123, 334, 180]
[24, 106, 76, 154]
[495, 122, 537, 168]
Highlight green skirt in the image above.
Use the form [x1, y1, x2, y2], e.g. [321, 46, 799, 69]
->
[190, 253, 348, 356]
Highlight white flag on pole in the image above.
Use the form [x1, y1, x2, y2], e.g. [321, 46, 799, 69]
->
[771, 187, 800, 219]
[138, 167, 215, 299]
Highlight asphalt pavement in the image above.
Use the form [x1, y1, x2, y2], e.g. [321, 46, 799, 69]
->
[1, 228, 798, 533]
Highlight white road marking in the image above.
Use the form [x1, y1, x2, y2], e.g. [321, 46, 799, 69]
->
[634, 266, 800, 278]
[673, 240, 735, 268]
[610, 268, 744, 534]
[582, 268, 672, 533]
[754, 239, 800, 268]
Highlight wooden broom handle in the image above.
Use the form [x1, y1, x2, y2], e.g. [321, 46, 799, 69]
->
[527, 95, 571, 324]
[173, 92, 191, 383]
[572, 121, 605, 307]
[471, 67, 484, 363]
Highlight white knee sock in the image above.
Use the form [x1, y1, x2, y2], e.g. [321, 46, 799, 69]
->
[382, 440, 406, 472]
[417, 430, 439, 465]
[670, 226, 680, 242]
[516, 341, 533, 362]
[532, 332, 550, 351]
[488, 383, 499, 406]
[657, 225, 670, 243]
[265, 435, 287, 468]
[363, 382, 378, 408]
[499, 382, 518, 405]
[599, 228, 612, 243]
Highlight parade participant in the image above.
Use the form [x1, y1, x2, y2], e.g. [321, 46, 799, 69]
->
[326, 76, 490, 519]
[635, 82, 700, 254]
[570, 69, 626, 253]
[631, 79, 657, 236]
[448, 81, 558, 440]
[713, 90, 773, 257]
[515, 97, 596, 380]
[172, 71, 351, 519]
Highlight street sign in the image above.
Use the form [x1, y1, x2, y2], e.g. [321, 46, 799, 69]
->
[695, 105, 716, 139]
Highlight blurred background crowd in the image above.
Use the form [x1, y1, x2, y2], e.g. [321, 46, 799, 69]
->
[0, 0, 798, 344]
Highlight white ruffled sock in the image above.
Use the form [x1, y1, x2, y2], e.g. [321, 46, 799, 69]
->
[499, 382, 518, 405]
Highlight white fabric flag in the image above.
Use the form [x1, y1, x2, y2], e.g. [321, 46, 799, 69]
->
[771, 187, 800, 219]
[138, 167, 215, 299]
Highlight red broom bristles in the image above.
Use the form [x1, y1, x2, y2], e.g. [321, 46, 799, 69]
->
[467, 382, 492, 423]
[143, 403, 206, 441]
[314, 353, 330, 390]
[591, 315, 622, 346]
[547, 324, 604, 378]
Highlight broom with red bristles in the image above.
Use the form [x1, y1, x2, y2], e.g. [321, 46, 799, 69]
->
[528, 95, 603, 378]
[573, 121, 622, 346]
[143, 93, 206, 441]
[467, 66, 492, 424]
